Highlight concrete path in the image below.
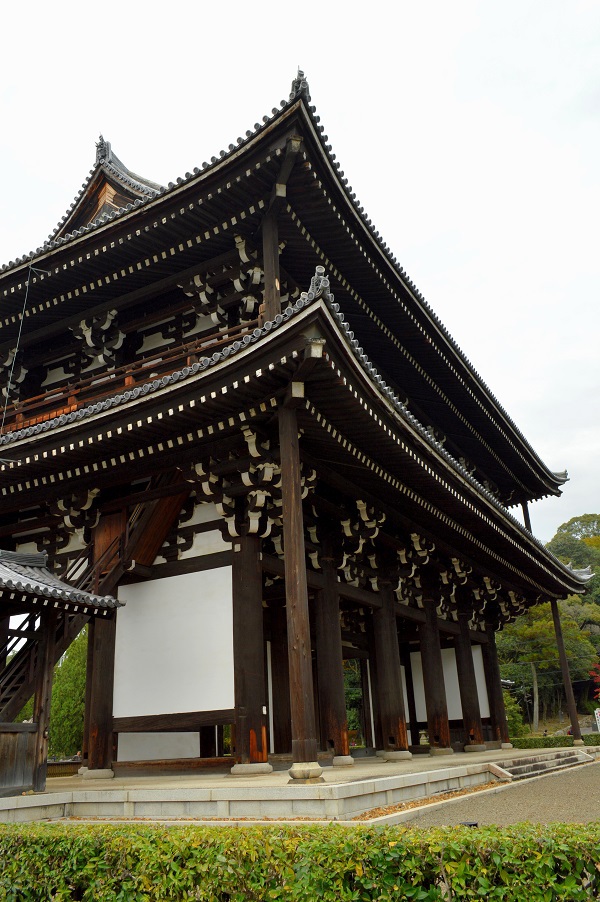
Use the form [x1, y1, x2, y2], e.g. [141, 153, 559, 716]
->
[401, 758, 600, 827]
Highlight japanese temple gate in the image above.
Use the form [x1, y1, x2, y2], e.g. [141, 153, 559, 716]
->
[0, 73, 590, 790]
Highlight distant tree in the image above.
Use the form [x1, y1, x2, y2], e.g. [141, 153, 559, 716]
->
[503, 689, 527, 737]
[48, 627, 87, 757]
[497, 603, 597, 726]
[546, 515, 600, 604]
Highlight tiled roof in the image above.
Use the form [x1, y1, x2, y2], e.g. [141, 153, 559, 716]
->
[0, 549, 120, 610]
[0, 267, 587, 592]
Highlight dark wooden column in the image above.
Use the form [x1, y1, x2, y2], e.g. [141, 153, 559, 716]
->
[269, 602, 292, 753]
[314, 548, 352, 763]
[278, 397, 321, 780]
[481, 626, 511, 745]
[551, 599, 583, 743]
[0, 615, 9, 675]
[455, 610, 485, 748]
[420, 594, 453, 753]
[32, 609, 57, 792]
[231, 532, 270, 769]
[87, 614, 117, 770]
[200, 726, 217, 758]
[372, 580, 411, 757]
[261, 210, 281, 323]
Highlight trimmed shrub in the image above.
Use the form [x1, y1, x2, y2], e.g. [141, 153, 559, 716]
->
[510, 734, 600, 749]
[1, 823, 600, 900]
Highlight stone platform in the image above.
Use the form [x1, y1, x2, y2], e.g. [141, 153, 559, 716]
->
[1, 747, 597, 826]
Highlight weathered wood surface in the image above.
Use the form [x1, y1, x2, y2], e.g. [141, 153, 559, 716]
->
[372, 581, 409, 751]
[279, 403, 318, 763]
[0, 724, 37, 797]
[315, 550, 349, 756]
[420, 598, 452, 749]
[454, 612, 484, 744]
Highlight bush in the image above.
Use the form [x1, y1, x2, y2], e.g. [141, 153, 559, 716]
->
[1, 823, 600, 900]
[510, 734, 600, 749]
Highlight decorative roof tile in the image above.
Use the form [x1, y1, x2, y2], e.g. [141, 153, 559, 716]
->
[0, 549, 120, 610]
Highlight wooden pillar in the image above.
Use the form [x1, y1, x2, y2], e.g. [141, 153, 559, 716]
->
[200, 726, 217, 758]
[455, 611, 485, 747]
[420, 597, 453, 752]
[269, 603, 292, 753]
[314, 551, 352, 762]
[231, 532, 270, 768]
[372, 581, 411, 756]
[32, 609, 57, 792]
[481, 626, 510, 745]
[400, 642, 420, 747]
[0, 615, 9, 675]
[551, 599, 583, 743]
[278, 400, 321, 779]
[521, 501, 532, 533]
[87, 614, 117, 770]
[82, 621, 94, 765]
[261, 210, 281, 323]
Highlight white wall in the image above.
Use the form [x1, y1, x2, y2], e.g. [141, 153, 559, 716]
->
[114, 567, 234, 718]
[411, 645, 490, 722]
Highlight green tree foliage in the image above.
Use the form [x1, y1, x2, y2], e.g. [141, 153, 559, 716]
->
[546, 514, 600, 604]
[497, 602, 597, 723]
[48, 627, 87, 757]
[502, 689, 527, 737]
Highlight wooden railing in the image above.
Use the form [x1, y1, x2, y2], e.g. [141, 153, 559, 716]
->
[2, 318, 258, 434]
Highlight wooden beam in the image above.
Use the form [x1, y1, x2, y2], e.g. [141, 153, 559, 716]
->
[113, 709, 234, 732]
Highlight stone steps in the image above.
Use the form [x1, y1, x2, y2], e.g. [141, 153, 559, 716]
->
[499, 749, 593, 781]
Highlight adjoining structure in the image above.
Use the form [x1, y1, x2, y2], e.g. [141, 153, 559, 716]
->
[0, 74, 590, 792]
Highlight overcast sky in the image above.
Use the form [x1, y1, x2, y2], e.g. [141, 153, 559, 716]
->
[0, 1, 598, 543]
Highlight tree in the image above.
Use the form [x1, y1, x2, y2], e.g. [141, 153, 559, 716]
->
[497, 603, 597, 727]
[502, 689, 527, 737]
[48, 627, 88, 757]
[546, 515, 600, 605]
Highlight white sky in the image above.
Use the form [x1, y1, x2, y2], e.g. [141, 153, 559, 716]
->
[0, 1, 598, 543]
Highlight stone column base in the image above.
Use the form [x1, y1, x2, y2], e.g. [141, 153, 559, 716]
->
[332, 755, 355, 767]
[375, 749, 388, 758]
[82, 768, 114, 780]
[573, 738, 585, 747]
[288, 761, 324, 783]
[230, 762, 274, 776]
[384, 750, 413, 761]
[500, 742, 514, 750]
[77, 766, 88, 776]
[429, 747, 454, 756]
[464, 744, 487, 752]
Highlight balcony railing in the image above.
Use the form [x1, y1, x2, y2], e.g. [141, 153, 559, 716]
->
[1, 318, 258, 435]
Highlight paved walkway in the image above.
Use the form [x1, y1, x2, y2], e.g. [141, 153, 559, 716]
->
[402, 759, 600, 827]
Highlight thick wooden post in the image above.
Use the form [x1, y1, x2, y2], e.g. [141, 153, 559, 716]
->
[551, 599, 583, 743]
[0, 615, 9, 675]
[231, 532, 271, 772]
[278, 399, 322, 781]
[372, 581, 411, 757]
[455, 611, 485, 748]
[420, 597, 453, 753]
[87, 614, 117, 771]
[261, 210, 281, 323]
[314, 550, 353, 764]
[32, 609, 57, 792]
[481, 627, 511, 745]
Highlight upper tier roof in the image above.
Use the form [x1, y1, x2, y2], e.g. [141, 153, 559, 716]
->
[0, 72, 568, 508]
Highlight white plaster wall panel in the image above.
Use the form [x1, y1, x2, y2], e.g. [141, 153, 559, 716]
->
[400, 665, 411, 745]
[180, 529, 229, 560]
[188, 501, 221, 527]
[117, 732, 200, 762]
[411, 646, 490, 722]
[472, 645, 490, 718]
[113, 567, 234, 717]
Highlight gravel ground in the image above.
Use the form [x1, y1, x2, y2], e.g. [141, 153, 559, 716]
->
[404, 760, 600, 827]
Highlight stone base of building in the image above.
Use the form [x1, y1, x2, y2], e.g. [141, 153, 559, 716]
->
[230, 762, 274, 776]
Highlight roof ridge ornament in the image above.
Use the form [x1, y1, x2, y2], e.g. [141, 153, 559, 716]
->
[290, 68, 310, 102]
[95, 135, 110, 164]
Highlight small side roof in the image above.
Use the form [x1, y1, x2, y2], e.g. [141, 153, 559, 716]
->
[51, 136, 163, 241]
[0, 549, 120, 612]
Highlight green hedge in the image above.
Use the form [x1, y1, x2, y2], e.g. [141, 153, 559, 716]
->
[1, 823, 600, 900]
[510, 734, 600, 749]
